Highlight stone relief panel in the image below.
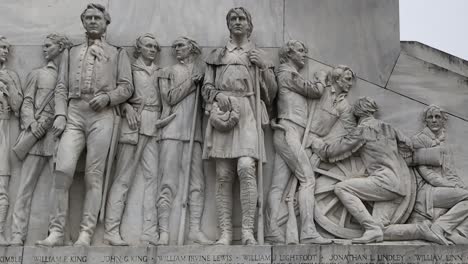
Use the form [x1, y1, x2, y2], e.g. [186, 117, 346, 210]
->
[0, 0, 468, 252]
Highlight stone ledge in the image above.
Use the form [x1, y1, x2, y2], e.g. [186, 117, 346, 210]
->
[1, 244, 468, 264]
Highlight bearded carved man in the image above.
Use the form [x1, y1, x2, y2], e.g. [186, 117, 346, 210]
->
[202, 7, 277, 245]
[0, 35, 23, 245]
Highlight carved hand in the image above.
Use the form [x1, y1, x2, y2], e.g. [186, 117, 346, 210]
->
[52, 115, 67, 137]
[89, 94, 110, 111]
[0, 81, 8, 95]
[125, 105, 140, 130]
[314, 70, 328, 85]
[249, 49, 266, 69]
[192, 73, 203, 85]
[215, 93, 231, 112]
[31, 121, 47, 139]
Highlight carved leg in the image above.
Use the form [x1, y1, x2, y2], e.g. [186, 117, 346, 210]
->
[215, 159, 235, 245]
[0, 176, 9, 246]
[238, 157, 258, 245]
[188, 143, 213, 245]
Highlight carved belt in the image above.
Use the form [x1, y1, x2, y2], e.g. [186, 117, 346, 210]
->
[219, 91, 254, 98]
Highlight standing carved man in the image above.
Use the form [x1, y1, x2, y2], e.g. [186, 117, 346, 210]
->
[0, 36, 23, 245]
[104, 33, 160, 246]
[37, 3, 133, 247]
[10, 34, 71, 246]
[157, 36, 211, 245]
[202, 7, 277, 245]
[265, 40, 331, 245]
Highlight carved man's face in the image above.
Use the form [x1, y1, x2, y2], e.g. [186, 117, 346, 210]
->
[0, 44, 9, 63]
[139, 37, 158, 62]
[82, 8, 107, 38]
[227, 10, 250, 37]
[289, 42, 307, 69]
[173, 39, 191, 62]
[337, 70, 354, 92]
[43, 38, 62, 62]
[425, 109, 445, 134]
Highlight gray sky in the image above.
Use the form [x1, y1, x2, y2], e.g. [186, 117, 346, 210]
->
[400, 0, 468, 60]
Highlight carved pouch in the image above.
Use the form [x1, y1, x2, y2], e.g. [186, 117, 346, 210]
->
[119, 119, 139, 145]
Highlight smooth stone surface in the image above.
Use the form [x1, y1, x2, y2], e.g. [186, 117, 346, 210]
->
[152, 245, 272, 264]
[106, 0, 283, 47]
[23, 246, 148, 264]
[402, 41, 468, 78]
[0, 0, 108, 45]
[285, 0, 400, 87]
[0, 247, 23, 264]
[386, 53, 468, 120]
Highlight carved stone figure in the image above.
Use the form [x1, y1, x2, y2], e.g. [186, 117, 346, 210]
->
[9, 34, 71, 246]
[156, 37, 212, 245]
[0, 36, 23, 246]
[385, 105, 468, 245]
[202, 7, 277, 245]
[265, 40, 332, 245]
[103, 34, 160, 246]
[310, 97, 413, 244]
[36, 3, 133, 247]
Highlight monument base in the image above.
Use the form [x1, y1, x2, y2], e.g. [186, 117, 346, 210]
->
[1, 244, 467, 264]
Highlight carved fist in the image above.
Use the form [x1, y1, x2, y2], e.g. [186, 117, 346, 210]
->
[89, 94, 110, 111]
[192, 73, 203, 85]
[31, 121, 47, 139]
[125, 105, 140, 130]
[249, 49, 266, 69]
[314, 70, 328, 85]
[215, 93, 231, 112]
[52, 116, 67, 137]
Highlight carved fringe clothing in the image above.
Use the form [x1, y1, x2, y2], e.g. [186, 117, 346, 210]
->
[0, 67, 22, 176]
[202, 41, 277, 161]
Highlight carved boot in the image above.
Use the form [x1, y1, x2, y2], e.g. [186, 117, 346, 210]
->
[9, 234, 23, 246]
[215, 180, 233, 245]
[0, 232, 8, 246]
[0, 204, 8, 246]
[36, 232, 64, 247]
[157, 232, 169, 246]
[238, 160, 258, 245]
[188, 195, 213, 245]
[447, 231, 468, 245]
[430, 223, 451, 245]
[74, 231, 92, 247]
[384, 221, 447, 244]
[103, 230, 128, 246]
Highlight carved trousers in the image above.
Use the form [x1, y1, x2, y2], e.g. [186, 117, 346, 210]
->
[215, 157, 257, 235]
[50, 100, 113, 236]
[267, 124, 319, 241]
[157, 140, 205, 234]
[0, 176, 8, 233]
[335, 178, 400, 230]
[431, 187, 468, 235]
[11, 154, 53, 240]
[105, 135, 159, 240]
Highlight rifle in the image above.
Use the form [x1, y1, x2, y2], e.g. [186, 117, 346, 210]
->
[177, 83, 200, 245]
[255, 66, 265, 245]
[99, 107, 122, 222]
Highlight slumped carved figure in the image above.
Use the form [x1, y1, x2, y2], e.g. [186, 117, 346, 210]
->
[310, 97, 413, 244]
[9, 34, 71, 246]
[104, 34, 160, 246]
[385, 105, 468, 245]
[37, 3, 133, 247]
[202, 7, 277, 245]
[0, 36, 23, 246]
[265, 40, 334, 245]
[157, 37, 211, 245]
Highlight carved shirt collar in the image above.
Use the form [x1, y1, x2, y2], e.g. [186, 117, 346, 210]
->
[132, 57, 158, 75]
[46, 61, 58, 71]
[421, 126, 446, 145]
[226, 40, 255, 52]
